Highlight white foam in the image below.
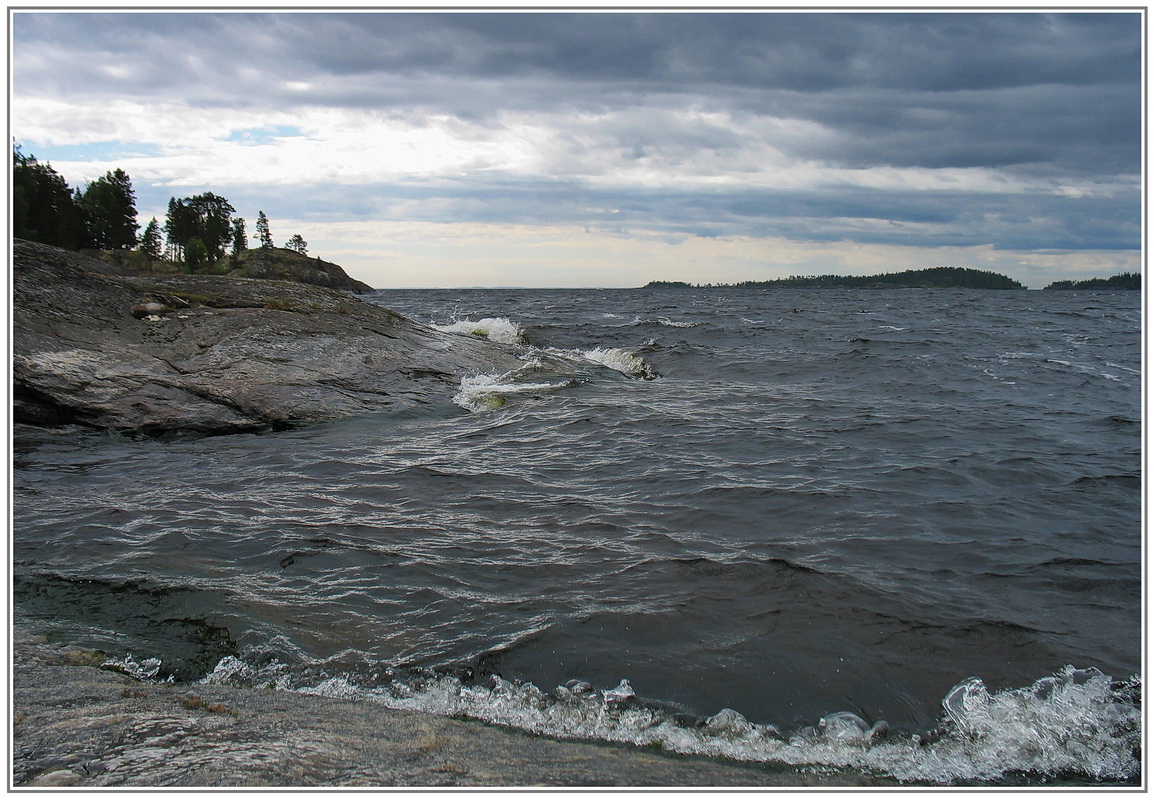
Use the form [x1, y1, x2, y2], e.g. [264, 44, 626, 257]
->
[283, 665, 1139, 784]
[453, 371, 572, 412]
[432, 316, 525, 345]
[103, 654, 172, 683]
[632, 316, 699, 329]
[582, 348, 658, 379]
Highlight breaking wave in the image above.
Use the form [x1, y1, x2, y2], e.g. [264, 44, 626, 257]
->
[452, 368, 574, 412]
[197, 658, 1140, 785]
[449, 339, 658, 412]
[580, 347, 659, 379]
[432, 316, 525, 345]
[426, 308, 660, 386]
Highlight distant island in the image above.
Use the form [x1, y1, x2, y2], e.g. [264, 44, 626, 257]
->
[646, 267, 1025, 290]
[1043, 273, 1140, 290]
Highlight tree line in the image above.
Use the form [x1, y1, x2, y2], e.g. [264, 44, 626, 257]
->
[648, 267, 1025, 290]
[12, 142, 309, 271]
[1043, 273, 1140, 290]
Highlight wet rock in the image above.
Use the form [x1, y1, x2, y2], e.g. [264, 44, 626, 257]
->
[11, 628, 893, 787]
[13, 239, 526, 437]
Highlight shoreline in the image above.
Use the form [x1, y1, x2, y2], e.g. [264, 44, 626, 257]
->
[10, 628, 897, 788]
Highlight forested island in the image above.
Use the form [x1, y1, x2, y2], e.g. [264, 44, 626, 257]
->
[1043, 273, 1140, 290]
[646, 267, 1024, 290]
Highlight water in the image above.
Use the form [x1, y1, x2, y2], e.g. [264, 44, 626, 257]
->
[12, 287, 1142, 785]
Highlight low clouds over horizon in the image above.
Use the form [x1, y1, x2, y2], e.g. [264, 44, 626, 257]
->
[10, 10, 1142, 288]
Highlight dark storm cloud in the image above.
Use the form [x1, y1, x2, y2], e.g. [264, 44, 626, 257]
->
[217, 173, 1137, 254]
[771, 81, 1141, 173]
[14, 11, 1140, 167]
[280, 12, 1136, 92]
[12, 10, 1143, 252]
[15, 11, 1135, 159]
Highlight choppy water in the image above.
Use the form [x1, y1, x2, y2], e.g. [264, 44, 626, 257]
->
[12, 287, 1143, 785]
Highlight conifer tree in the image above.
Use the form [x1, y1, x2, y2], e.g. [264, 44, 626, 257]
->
[285, 233, 308, 255]
[186, 192, 234, 264]
[184, 237, 209, 272]
[164, 197, 193, 261]
[164, 192, 235, 265]
[12, 143, 89, 249]
[231, 217, 247, 257]
[140, 217, 163, 260]
[80, 168, 138, 249]
[255, 210, 273, 248]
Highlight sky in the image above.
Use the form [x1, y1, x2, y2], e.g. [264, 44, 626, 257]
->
[8, 8, 1145, 289]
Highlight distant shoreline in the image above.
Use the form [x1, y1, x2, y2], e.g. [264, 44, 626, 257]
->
[644, 268, 1139, 291]
[646, 267, 1025, 290]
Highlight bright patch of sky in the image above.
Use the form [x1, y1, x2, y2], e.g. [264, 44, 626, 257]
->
[9, 10, 1143, 288]
[19, 140, 165, 164]
[225, 125, 306, 145]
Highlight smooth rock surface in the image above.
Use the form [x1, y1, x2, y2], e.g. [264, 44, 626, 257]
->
[13, 239, 526, 436]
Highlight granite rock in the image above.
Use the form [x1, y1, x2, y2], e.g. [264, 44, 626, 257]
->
[13, 239, 525, 436]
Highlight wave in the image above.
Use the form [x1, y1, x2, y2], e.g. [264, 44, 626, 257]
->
[432, 316, 525, 345]
[452, 368, 575, 412]
[192, 656, 1139, 785]
[452, 345, 658, 412]
[426, 310, 660, 403]
[629, 316, 701, 329]
[572, 347, 658, 380]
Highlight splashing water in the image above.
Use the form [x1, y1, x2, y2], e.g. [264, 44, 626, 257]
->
[582, 347, 659, 379]
[432, 316, 525, 345]
[104, 654, 170, 683]
[452, 368, 574, 412]
[198, 659, 1139, 785]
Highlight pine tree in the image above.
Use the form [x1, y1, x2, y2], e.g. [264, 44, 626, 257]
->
[231, 218, 247, 257]
[164, 192, 235, 265]
[285, 233, 308, 255]
[80, 168, 138, 249]
[164, 197, 193, 261]
[184, 237, 209, 272]
[186, 192, 234, 264]
[255, 210, 273, 248]
[12, 143, 89, 249]
[140, 217, 163, 260]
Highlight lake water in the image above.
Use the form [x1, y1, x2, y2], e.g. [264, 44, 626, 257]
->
[12, 286, 1142, 785]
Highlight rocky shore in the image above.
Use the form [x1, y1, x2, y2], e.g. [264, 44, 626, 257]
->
[11, 241, 899, 788]
[11, 629, 892, 787]
[13, 239, 526, 437]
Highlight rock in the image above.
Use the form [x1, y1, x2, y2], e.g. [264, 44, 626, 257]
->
[27, 769, 84, 786]
[131, 302, 170, 318]
[13, 239, 527, 436]
[229, 246, 375, 294]
[10, 627, 892, 787]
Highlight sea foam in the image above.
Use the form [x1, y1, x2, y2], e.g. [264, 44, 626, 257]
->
[432, 316, 525, 345]
[269, 665, 1139, 785]
[582, 347, 659, 379]
[452, 360, 574, 412]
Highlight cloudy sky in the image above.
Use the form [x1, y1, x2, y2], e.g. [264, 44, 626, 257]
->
[10, 9, 1143, 288]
